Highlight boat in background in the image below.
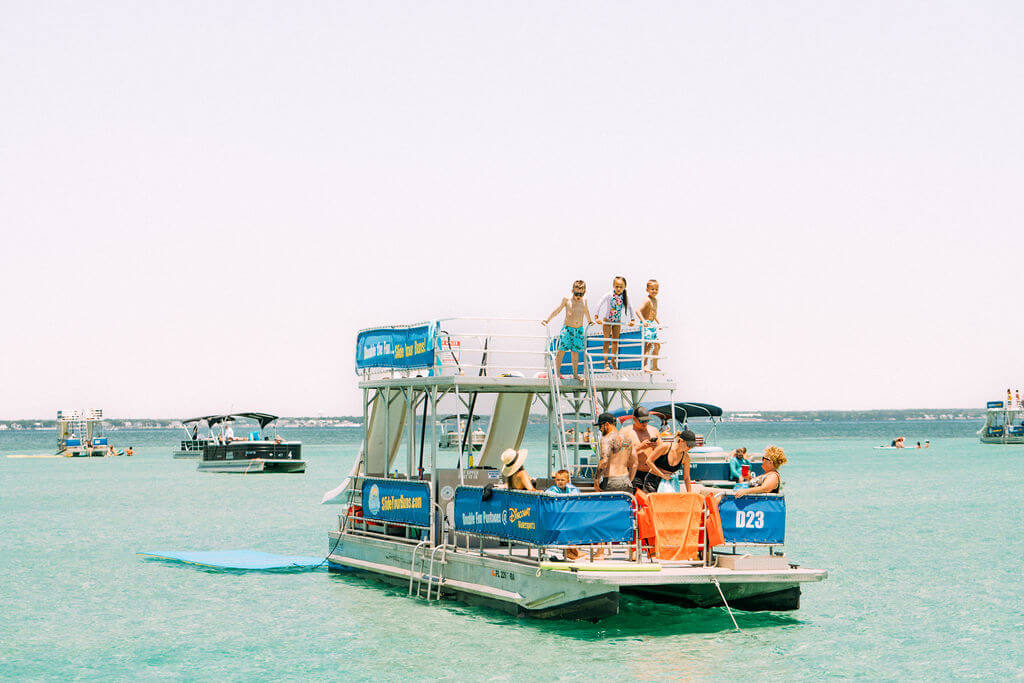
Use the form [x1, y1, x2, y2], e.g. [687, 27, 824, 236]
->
[978, 398, 1024, 444]
[197, 412, 305, 473]
[56, 409, 120, 457]
[438, 415, 486, 451]
[172, 415, 218, 458]
[605, 402, 763, 487]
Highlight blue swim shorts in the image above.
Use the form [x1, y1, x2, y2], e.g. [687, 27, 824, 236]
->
[559, 325, 585, 352]
[642, 321, 659, 342]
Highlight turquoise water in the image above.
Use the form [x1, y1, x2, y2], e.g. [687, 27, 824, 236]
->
[2, 421, 1022, 679]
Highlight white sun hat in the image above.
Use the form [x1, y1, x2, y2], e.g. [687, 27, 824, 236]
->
[500, 448, 528, 478]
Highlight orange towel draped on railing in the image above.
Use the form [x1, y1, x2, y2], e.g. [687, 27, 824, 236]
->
[702, 494, 725, 548]
[635, 491, 704, 561]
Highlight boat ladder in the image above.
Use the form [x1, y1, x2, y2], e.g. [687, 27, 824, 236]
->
[546, 348, 600, 472]
[409, 543, 451, 601]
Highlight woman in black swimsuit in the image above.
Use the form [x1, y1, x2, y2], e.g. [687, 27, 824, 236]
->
[640, 430, 695, 493]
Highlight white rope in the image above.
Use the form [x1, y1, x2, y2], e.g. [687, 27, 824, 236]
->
[711, 576, 740, 632]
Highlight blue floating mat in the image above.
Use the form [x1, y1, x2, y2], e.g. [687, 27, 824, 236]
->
[138, 549, 326, 571]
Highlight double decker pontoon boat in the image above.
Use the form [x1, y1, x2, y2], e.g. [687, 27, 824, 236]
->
[322, 318, 827, 620]
[196, 412, 305, 473]
[979, 398, 1024, 444]
[57, 409, 120, 457]
[172, 415, 218, 458]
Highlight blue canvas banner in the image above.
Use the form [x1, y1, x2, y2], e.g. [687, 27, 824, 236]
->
[454, 487, 633, 545]
[718, 495, 786, 544]
[361, 478, 431, 526]
[356, 323, 437, 372]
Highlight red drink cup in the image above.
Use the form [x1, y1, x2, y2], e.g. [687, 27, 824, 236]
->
[741, 464, 750, 479]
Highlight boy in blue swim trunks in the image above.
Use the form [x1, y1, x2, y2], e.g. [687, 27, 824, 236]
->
[542, 280, 595, 380]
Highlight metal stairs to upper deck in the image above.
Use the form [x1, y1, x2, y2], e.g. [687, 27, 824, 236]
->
[546, 349, 600, 474]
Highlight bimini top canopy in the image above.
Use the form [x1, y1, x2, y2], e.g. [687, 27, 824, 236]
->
[610, 401, 723, 423]
[182, 415, 223, 426]
[228, 412, 280, 430]
[441, 414, 481, 422]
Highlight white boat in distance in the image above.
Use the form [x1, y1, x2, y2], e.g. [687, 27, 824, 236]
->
[322, 317, 827, 620]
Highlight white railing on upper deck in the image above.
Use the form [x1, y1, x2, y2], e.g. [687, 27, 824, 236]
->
[355, 317, 668, 380]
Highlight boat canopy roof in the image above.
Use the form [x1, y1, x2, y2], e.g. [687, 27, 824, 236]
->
[230, 412, 280, 429]
[201, 413, 280, 429]
[610, 401, 723, 423]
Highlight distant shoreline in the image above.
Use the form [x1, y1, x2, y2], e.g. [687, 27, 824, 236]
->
[0, 409, 985, 430]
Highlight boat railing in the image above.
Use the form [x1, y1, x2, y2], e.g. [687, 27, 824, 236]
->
[341, 510, 431, 545]
[355, 316, 668, 381]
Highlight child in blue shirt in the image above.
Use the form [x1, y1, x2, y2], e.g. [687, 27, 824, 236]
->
[546, 469, 580, 494]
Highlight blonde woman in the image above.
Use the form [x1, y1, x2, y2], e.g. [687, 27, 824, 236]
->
[734, 446, 787, 498]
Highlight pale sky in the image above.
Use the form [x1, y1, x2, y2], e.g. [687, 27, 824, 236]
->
[2, 1, 1022, 419]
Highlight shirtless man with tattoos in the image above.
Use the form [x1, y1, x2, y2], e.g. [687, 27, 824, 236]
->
[593, 412, 637, 493]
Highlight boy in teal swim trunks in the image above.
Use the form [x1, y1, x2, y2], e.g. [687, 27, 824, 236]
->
[637, 279, 661, 371]
[542, 280, 595, 380]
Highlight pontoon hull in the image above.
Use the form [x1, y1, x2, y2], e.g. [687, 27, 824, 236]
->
[197, 458, 306, 473]
[624, 583, 801, 611]
[172, 450, 202, 459]
[327, 531, 824, 620]
[979, 436, 1024, 445]
[198, 442, 305, 473]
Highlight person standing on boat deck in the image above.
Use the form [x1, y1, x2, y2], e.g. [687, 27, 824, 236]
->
[620, 407, 669, 492]
[542, 280, 594, 381]
[637, 279, 661, 372]
[500, 448, 535, 491]
[594, 276, 635, 370]
[734, 446, 786, 498]
[642, 429, 696, 493]
[593, 413, 636, 493]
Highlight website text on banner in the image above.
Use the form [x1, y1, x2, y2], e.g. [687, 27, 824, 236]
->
[360, 478, 431, 527]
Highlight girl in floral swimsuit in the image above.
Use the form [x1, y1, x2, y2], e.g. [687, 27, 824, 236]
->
[595, 276, 635, 370]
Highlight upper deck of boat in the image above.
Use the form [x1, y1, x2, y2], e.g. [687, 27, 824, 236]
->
[355, 316, 675, 395]
[358, 374, 675, 393]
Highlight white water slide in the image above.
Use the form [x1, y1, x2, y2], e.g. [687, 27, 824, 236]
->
[321, 391, 407, 504]
[322, 390, 534, 503]
[477, 392, 533, 468]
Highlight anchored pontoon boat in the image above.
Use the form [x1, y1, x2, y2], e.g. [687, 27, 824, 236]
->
[57, 409, 119, 457]
[438, 415, 486, 451]
[323, 318, 826, 620]
[978, 399, 1024, 444]
[196, 412, 305, 473]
